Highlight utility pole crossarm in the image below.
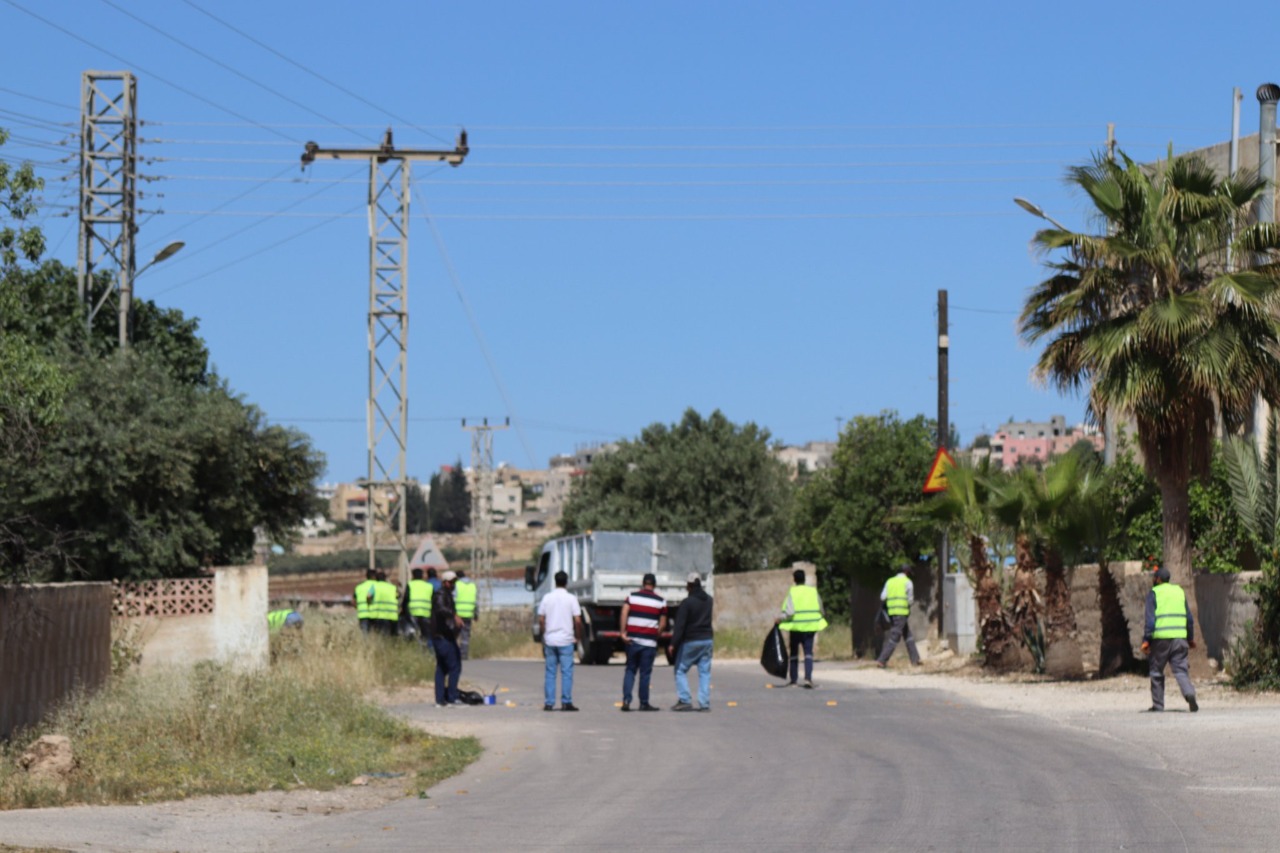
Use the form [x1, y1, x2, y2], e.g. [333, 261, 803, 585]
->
[301, 128, 468, 168]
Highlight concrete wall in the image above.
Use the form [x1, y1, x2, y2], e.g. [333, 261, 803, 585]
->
[714, 566, 816, 630]
[1, 583, 111, 740]
[131, 566, 268, 672]
[1195, 571, 1261, 664]
[850, 566, 937, 659]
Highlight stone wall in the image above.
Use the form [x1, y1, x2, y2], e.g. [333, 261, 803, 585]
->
[1, 583, 111, 740]
[124, 566, 268, 672]
[714, 566, 816, 630]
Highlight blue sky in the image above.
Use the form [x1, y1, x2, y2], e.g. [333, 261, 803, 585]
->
[2, 1, 1275, 483]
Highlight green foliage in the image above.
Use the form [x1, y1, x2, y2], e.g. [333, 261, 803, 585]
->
[561, 408, 794, 573]
[268, 548, 397, 575]
[791, 411, 937, 616]
[427, 463, 470, 533]
[2, 354, 324, 581]
[1021, 147, 1280, 587]
[0, 127, 44, 269]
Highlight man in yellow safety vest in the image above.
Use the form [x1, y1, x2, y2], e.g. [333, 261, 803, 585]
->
[876, 564, 921, 668]
[404, 567, 435, 653]
[353, 569, 376, 634]
[1141, 566, 1198, 713]
[454, 570, 478, 659]
[775, 568, 828, 688]
[368, 570, 400, 636]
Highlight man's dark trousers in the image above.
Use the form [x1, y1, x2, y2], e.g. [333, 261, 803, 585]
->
[623, 644, 658, 706]
[789, 631, 815, 683]
[432, 635, 461, 705]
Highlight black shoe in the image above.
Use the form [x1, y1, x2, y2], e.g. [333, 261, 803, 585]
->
[543, 704, 555, 712]
[1146, 706, 1163, 712]
[620, 702, 631, 712]
[561, 703, 579, 712]
[638, 703, 660, 712]
[671, 701, 694, 711]
[1187, 695, 1199, 713]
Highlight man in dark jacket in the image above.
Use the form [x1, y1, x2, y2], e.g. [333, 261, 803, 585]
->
[670, 572, 713, 712]
[431, 571, 464, 706]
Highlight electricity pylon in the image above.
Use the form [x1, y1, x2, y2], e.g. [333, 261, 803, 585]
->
[463, 417, 508, 599]
[301, 129, 468, 584]
[77, 70, 137, 348]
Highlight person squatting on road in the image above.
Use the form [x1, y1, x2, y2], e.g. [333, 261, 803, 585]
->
[671, 572, 714, 712]
[431, 570, 464, 706]
[775, 568, 828, 688]
[1142, 566, 1198, 713]
[876, 564, 921, 668]
[538, 570, 583, 711]
[404, 568, 435, 654]
[353, 569, 376, 634]
[454, 569, 478, 660]
[619, 572, 666, 712]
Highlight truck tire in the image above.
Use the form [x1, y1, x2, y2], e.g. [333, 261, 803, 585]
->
[588, 640, 614, 665]
[577, 620, 596, 665]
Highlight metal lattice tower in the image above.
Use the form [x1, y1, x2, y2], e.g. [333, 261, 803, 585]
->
[464, 418, 508, 597]
[301, 129, 467, 584]
[77, 71, 137, 348]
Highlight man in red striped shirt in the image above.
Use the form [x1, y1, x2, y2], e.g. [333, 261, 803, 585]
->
[619, 573, 667, 712]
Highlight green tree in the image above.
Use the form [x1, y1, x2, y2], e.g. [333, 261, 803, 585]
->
[791, 411, 937, 619]
[561, 409, 793, 573]
[1020, 147, 1280, 645]
[390, 481, 430, 535]
[427, 463, 470, 534]
[0, 127, 44, 269]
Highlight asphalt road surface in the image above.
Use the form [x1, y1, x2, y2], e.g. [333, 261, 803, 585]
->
[2, 658, 1277, 852]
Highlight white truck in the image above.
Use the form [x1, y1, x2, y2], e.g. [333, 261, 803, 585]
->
[524, 531, 715, 664]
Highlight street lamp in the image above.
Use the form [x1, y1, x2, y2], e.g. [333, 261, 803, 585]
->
[121, 241, 186, 349]
[137, 241, 185, 277]
[1012, 197, 1070, 231]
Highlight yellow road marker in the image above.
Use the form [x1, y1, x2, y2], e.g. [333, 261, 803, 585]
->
[727, 701, 738, 707]
[826, 700, 838, 706]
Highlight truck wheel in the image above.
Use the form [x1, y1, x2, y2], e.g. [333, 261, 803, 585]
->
[577, 629, 595, 665]
[588, 641, 614, 665]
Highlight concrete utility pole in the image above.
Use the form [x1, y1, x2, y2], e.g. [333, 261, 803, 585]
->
[1254, 85, 1280, 442]
[936, 289, 949, 639]
[77, 70, 137, 348]
[464, 417, 508, 602]
[301, 128, 468, 585]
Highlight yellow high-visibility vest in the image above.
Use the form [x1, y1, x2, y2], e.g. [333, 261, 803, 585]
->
[267, 609, 294, 632]
[455, 579, 478, 618]
[370, 580, 399, 621]
[884, 575, 911, 617]
[1152, 583, 1189, 640]
[407, 579, 434, 618]
[779, 585, 828, 632]
[354, 579, 374, 620]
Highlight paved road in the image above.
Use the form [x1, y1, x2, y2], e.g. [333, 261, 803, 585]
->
[2, 659, 1277, 851]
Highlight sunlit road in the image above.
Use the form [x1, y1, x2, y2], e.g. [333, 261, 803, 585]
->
[2, 658, 1277, 852]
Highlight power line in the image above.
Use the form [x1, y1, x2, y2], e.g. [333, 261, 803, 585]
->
[138, 163, 298, 253]
[1, 0, 300, 144]
[0, 85, 78, 111]
[147, 209, 1023, 221]
[179, 0, 454, 146]
[141, 136, 1102, 151]
[99, 0, 355, 135]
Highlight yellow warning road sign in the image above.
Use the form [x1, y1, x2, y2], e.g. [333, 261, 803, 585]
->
[922, 448, 956, 494]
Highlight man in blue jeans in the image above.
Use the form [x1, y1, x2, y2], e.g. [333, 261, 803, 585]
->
[431, 571, 464, 706]
[620, 572, 667, 711]
[671, 572, 714, 712]
[538, 570, 583, 711]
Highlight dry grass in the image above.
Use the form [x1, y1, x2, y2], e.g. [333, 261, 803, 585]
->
[0, 613, 480, 810]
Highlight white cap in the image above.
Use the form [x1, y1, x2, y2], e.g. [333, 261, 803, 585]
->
[441, 570, 457, 581]
[686, 572, 701, 584]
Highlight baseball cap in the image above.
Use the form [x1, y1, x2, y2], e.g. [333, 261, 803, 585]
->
[441, 570, 457, 581]
[1154, 567, 1170, 582]
[686, 572, 701, 584]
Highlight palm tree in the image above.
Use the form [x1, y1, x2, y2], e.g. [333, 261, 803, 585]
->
[1020, 148, 1280, 644]
[899, 460, 1019, 669]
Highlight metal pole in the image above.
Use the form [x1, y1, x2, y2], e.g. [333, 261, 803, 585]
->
[936, 289, 949, 639]
[1255, 85, 1280, 440]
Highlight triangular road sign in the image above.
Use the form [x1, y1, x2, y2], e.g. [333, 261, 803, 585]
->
[922, 447, 956, 494]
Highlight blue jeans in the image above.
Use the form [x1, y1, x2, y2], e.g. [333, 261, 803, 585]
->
[432, 635, 461, 705]
[622, 643, 658, 705]
[544, 644, 575, 706]
[674, 639, 713, 707]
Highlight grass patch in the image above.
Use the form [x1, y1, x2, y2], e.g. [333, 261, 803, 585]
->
[0, 613, 480, 810]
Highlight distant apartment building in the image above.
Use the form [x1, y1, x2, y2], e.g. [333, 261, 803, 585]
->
[989, 415, 1104, 471]
[774, 441, 836, 480]
[327, 482, 395, 534]
[541, 443, 616, 518]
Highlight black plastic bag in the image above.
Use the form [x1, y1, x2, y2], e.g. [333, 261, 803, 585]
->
[457, 689, 485, 705]
[760, 625, 789, 678]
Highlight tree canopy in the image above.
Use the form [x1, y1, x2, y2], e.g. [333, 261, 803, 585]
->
[561, 408, 793, 573]
[791, 410, 938, 617]
[427, 463, 471, 534]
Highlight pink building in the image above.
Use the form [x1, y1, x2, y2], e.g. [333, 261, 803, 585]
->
[990, 415, 1104, 471]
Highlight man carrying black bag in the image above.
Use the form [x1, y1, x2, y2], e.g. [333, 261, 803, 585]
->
[774, 568, 828, 687]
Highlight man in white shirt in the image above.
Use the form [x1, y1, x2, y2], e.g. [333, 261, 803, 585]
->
[537, 570, 583, 711]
